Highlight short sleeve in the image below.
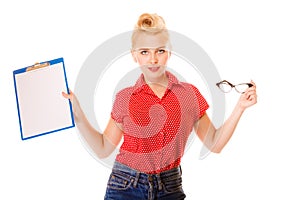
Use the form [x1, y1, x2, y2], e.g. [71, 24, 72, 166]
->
[111, 91, 126, 124]
[190, 84, 209, 120]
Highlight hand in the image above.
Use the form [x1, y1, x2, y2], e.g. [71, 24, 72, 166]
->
[62, 90, 81, 122]
[238, 80, 257, 110]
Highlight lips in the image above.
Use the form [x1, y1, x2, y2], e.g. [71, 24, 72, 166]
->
[148, 66, 160, 72]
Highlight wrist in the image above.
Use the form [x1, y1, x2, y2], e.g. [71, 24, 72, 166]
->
[235, 103, 246, 114]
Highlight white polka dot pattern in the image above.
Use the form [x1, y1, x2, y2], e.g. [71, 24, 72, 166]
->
[111, 71, 209, 173]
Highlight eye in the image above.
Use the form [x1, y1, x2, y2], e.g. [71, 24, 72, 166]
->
[157, 49, 166, 54]
[139, 50, 149, 55]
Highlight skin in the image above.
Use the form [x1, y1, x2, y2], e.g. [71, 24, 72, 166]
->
[62, 31, 257, 158]
[132, 31, 171, 97]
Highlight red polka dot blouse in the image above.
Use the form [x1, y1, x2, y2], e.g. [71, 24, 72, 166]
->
[111, 71, 209, 173]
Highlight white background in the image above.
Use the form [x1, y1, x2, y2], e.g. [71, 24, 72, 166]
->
[1, 0, 299, 199]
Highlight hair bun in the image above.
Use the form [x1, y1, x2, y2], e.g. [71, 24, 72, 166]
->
[136, 13, 166, 32]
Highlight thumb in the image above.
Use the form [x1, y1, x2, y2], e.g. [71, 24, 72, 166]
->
[62, 89, 73, 101]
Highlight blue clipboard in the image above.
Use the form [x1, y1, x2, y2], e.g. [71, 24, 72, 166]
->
[13, 57, 75, 140]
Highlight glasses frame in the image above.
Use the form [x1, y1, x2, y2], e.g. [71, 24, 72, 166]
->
[216, 80, 253, 94]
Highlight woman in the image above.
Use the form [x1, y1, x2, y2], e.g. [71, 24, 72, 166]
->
[63, 13, 257, 200]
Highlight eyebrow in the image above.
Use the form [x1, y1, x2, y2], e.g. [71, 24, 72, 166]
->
[136, 46, 167, 51]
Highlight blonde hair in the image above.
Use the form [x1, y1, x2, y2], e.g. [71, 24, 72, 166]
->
[131, 13, 171, 49]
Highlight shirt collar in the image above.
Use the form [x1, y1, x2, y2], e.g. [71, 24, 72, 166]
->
[132, 71, 183, 94]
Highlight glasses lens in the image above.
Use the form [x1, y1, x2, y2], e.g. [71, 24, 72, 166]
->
[235, 83, 250, 93]
[218, 82, 232, 93]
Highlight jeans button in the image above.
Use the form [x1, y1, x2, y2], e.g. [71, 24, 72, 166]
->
[148, 176, 153, 182]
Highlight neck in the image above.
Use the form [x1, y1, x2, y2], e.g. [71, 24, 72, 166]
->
[144, 73, 168, 88]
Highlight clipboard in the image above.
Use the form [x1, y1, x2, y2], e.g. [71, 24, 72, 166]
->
[13, 57, 75, 140]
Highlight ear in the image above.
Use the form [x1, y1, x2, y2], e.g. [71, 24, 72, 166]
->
[131, 50, 137, 63]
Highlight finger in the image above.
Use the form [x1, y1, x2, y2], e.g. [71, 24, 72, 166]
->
[243, 90, 256, 99]
[248, 94, 258, 102]
[250, 80, 256, 88]
[68, 89, 74, 95]
[247, 94, 255, 100]
[62, 90, 73, 100]
[246, 92, 258, 101]
[62, 93, 69, 101]
[245, 90, 256, 96]
[245, 85, 256, 93]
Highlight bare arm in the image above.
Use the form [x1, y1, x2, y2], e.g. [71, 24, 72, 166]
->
[194, 81, 257, 153]
[62, 91, 123, 158]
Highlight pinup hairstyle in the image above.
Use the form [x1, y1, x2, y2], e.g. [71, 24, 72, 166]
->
[131, 13, 171, 49]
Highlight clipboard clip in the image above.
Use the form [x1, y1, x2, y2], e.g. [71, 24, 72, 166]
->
[26, 62, 50, 72]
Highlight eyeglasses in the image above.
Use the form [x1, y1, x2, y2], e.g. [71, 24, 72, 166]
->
[216, 80, 253, 93]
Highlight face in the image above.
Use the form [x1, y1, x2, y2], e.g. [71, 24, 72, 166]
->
[131, 32, 171, 82]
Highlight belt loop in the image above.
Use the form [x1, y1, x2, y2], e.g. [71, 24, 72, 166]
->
[157, 174, 163, 191]
[133, 171, 140, 188]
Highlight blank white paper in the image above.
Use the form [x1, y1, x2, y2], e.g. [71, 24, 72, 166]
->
[15, 62, 73, 139]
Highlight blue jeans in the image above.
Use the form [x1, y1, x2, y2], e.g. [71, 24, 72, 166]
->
[104, 162, 186, 200]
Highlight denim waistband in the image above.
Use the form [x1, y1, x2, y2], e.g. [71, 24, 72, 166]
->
[111, 161, 182, 190]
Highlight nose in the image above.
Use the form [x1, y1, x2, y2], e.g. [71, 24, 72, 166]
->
[149, 51, 158, 64]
